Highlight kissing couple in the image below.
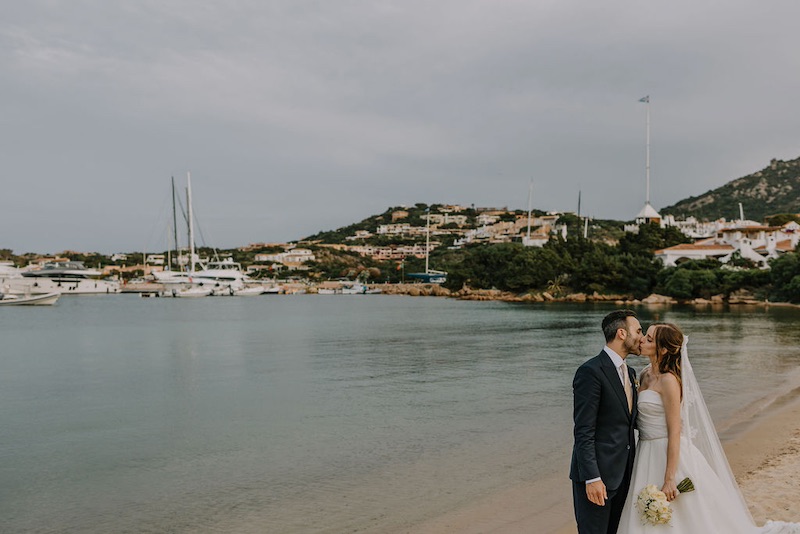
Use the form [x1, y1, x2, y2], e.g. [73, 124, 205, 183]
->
[570, 309, 799, 533]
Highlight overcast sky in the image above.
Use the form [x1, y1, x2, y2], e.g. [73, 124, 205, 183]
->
[3, 1, 800, 254]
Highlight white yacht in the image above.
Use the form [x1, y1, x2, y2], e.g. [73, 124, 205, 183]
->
[155, 174, 260, 297]
[193, 258, 250, 290]
[0, 262, 23, 290]
[152, 269, 193, 286]
[168, 286, 213, 298]
[155, 258, 254, 295]
[17, 261, 121, 294]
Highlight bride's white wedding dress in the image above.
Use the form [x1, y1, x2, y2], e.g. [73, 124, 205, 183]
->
[618, 388, 799, 533]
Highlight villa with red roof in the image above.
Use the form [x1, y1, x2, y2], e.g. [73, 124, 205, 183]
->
[655, 221, 799, 267]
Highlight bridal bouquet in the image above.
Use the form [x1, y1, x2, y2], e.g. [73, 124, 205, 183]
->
[636, 478, 695, 525]
[635, 485, 672, 525]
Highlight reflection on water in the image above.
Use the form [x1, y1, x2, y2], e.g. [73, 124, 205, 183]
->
[0, 296, 798, 532]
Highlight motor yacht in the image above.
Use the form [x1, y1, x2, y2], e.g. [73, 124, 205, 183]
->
[18, 261, 121, 294]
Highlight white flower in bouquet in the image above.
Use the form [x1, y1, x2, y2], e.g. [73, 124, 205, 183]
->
[635, 478, 694, 526]
[636, 485, 672, 525]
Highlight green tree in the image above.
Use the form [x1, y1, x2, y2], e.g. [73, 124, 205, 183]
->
[770, 252, 800, 302]
[656, 262, 723, 299]
[618, 224, 689, 256]
[719, 268, 771, 297]
[662, 269, 693, 299]
[765, 213, 800, 226]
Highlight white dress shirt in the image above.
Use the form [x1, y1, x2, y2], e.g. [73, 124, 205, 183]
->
[603, 346, 628, 387]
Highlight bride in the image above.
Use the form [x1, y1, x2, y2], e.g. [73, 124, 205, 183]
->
[617, 322, 799, 533]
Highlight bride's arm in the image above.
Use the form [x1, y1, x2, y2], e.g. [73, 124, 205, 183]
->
[661, 373, 682, 501]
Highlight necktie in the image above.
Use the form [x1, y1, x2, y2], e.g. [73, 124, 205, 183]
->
[622, 362, 633, 412]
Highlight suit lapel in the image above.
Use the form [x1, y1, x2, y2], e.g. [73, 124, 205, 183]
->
[600, 353, 632, 419]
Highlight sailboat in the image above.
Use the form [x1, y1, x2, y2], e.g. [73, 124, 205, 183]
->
[152, 175, 195, 287]
[406, 207, 447, 284]
[153, 173, 261, 297]
[151, 173, 210, 297]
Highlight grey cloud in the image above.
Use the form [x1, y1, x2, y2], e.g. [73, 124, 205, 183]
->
[3, 1, 800, 252]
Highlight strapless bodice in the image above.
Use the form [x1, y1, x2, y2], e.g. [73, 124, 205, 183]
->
[636, 389, 668, 440]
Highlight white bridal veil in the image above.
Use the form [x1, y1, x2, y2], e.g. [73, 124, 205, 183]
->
[681, 338, 800, 533]
[679, 336, 754, 521]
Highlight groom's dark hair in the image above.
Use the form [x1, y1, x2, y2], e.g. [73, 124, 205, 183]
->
[602, 309, 637, 342]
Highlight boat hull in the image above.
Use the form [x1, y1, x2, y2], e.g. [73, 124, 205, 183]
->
[0, 292, 60, 306]
[2, 277, 120, 295]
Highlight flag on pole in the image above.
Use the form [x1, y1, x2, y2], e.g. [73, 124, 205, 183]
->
[639, 95, 650, 103]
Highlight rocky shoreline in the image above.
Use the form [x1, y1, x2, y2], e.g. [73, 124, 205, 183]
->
[376, 284, 799, 308]
[122, 280, 798, 307]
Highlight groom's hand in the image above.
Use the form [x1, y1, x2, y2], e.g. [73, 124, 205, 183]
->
[585, 480, 607, 506]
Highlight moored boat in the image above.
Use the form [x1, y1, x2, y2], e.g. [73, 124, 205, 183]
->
[0, 291, 60, 306]
[233, 286, 266, 296]
[17, 261, 120, 294]
[168, 286, 213, 298]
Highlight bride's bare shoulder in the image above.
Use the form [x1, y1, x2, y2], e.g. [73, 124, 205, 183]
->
[660, 372, 681, 396]
[661, 371, 679, 384]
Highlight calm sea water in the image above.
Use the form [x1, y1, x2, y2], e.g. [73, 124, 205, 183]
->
[2, 295, 799, 533]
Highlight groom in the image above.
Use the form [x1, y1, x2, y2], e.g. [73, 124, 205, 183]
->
[570, 310, 642, 534]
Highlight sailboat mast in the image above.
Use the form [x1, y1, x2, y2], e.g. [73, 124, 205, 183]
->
[187, 172, 195, 274]
[526, 180, 533, 244]
[425, 207, 430, 274]
[171, 176, 180, 272]
[166, 226, 171, 274]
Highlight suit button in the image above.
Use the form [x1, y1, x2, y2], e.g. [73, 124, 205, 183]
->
[627, 445, 631, 450]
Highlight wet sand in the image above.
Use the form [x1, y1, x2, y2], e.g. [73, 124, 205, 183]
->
[407, 392, 800, 534]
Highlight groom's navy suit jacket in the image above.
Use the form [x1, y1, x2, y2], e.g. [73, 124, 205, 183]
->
[570, 351, 638, 492]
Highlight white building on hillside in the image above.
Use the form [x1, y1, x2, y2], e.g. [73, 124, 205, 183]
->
[348, 244, 433, 260]
[427, 213, 468, 226]
[624, 203, 664, 233]
[655, 221, 799, 268]
[254, 248, 315, 265]
[377, 223, 427, 236]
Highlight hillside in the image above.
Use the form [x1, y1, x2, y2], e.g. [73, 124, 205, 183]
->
[660, 157, 800, 221]
[301, 204, 627, 246]
[303, 157, 800, 243]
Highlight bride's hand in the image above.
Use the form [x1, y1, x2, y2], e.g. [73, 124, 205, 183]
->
[661, 479, 678, 501]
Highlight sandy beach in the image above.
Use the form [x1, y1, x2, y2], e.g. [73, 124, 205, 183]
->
[406, 391, 800, 534]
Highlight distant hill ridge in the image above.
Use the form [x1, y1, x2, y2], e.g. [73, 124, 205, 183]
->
[660, 156, 800, 221]
[303, 157, 800, 243]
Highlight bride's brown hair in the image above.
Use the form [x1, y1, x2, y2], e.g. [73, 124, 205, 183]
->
[652, 323, 683, 387]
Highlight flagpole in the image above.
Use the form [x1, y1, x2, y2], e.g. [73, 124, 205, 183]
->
[639, 95, 651, 206]
[646, 97, 650, 206]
